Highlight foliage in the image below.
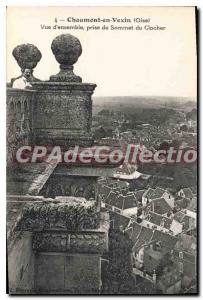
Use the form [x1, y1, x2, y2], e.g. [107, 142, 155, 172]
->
[101, 229, 135, 294]
[186, 108, 197, 121]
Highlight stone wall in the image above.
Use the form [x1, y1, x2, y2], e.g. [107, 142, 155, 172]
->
[40, 173, 98, 201]
[7, 82, 96, 149]
[35, 253, 101, 294]
[7, 88, 35, 162]
[7, 232, 35, 294]
[32, 82, 96, 146]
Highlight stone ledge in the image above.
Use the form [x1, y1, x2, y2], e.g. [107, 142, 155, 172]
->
[32, 230, 108, 254]
[32, 82, 97, 92]
[7, 87, 36, 94]
[15, 198, 99, 231]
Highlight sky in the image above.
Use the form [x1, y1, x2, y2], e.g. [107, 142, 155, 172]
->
[7, 6, 197, 98]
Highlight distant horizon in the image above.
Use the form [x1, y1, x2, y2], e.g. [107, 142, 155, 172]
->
[92, 95, 197, 101]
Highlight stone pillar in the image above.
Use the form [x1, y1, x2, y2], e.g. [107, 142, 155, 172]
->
[32, 34, 96, 146]
[15, 199, 109, 294]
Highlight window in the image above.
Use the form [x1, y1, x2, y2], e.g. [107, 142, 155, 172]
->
[179, 251, 183, 259]
[179, 262, 183, 273]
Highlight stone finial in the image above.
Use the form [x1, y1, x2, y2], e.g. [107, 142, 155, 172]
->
[12, 43, 42, 81]
[50, 34, 82, 82]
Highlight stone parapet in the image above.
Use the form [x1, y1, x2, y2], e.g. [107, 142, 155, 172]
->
[15, 198, 100, 231]
[32, 230, 108, 254]
[32, 82, 96, 146]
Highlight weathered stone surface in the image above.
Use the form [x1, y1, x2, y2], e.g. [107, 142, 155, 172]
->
[32, 82, 96, 91]
[7, 162, 58, 195]
[8, 232, 35, 294]
[70, 232, 107, 253]
[40, 173, 97, 201]
[12, 44, 42, 82]
[33, 89, 92, 130]
[32, 231, 107, 253]
[35, 253, 101, 294]
[7, 88, 35, 162]
[35, 254, 65, 293]
[50, 34, 82, 82]
[31, 82, 96, 146]
[12, 44, 42, 70]
[15, 198, 99, 231]
[63, 255, 100, 293]
[7, 33, 111, 296]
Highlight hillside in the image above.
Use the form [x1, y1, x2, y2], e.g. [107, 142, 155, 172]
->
[92, 96, 197, 115]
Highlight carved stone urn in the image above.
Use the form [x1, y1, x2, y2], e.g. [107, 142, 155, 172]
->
[12, 43, 42, 82]
[50, 34, 82, 82]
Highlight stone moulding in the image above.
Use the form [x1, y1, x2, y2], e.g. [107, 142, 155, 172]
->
[32, 231, 108, 254]
[7, 88, 36, 94]
[31, 82, 97, 92]
[15, 199, 100, 231]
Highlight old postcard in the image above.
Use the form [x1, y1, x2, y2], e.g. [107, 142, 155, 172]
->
[6, 6, 197, 295]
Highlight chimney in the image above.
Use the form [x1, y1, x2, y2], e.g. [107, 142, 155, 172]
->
[153, 270, 156, 284]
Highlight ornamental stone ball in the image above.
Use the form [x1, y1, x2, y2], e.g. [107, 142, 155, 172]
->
[50, 34, 82, 82]
[51, 34, 82, 66]
[12, 44, 42, 72]
[12, 43, 42, 83]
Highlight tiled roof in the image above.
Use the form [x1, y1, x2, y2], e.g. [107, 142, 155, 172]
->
[175, 233, 196, 253]
[109, 211, 131, 229]
[173, 211, 185, 223]
[134, 226, 154, 251]
[148, 198, 172, 215]
[116, 180, 129, 189]
[187, 197, 197, 212]
[190, 186, 197, 195]
[174, 211, 195, 230]
[123, 193, 137, 209]
[150, 187, 166, 200]
[105, 191, 118, 204]
[110, 194, 125, 210]
[99, 185, 112, 198]
[181, 188, 193, 199]
[106, 191, 137, 210]
[143, 188, 155, 199]
[152, 230, 177, 250]
[126, 222, 142, 245]
[134, 189, 145, 201]
[147, 211, 172, 229]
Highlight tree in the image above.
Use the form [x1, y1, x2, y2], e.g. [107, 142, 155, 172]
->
[186, 108, 197, 121]
[101, 229, 135, 294]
